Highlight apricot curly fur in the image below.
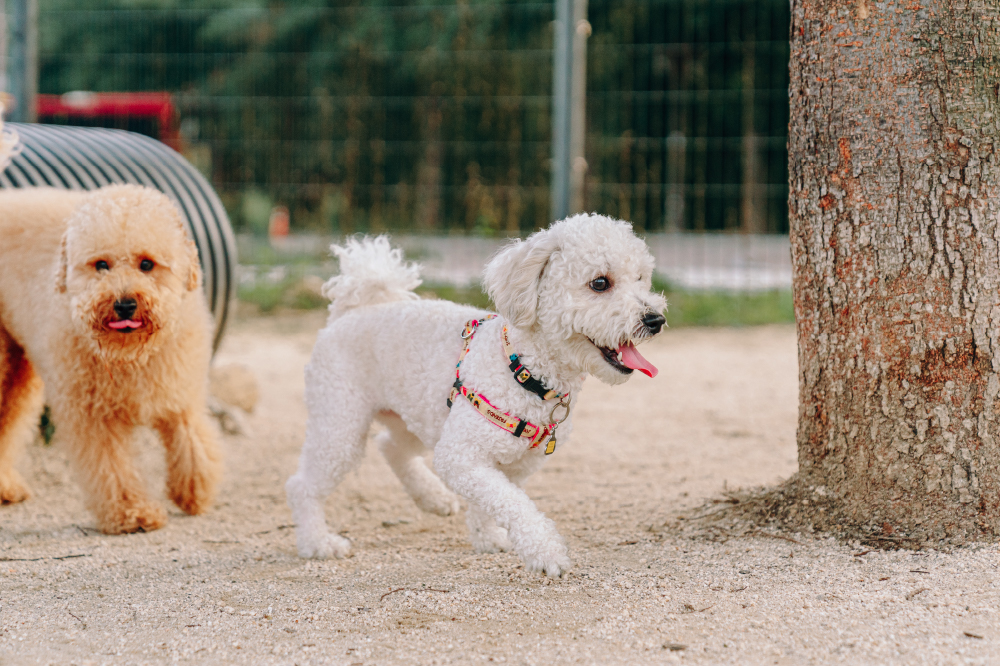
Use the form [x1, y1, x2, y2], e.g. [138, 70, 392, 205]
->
[0, 184, 221, 534]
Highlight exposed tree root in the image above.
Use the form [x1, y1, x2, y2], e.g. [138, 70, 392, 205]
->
[646, 476, 981, 551]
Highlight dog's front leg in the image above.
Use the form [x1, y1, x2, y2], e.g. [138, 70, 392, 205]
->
[464, 454, 546, 554]
[435, 418, 570, 578]
[155, 410, 222, 516]
[60, 414, 166, 534]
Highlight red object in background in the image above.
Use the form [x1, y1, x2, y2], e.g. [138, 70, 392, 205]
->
[268, 206, 290, 239]
[36, 92, 182, 151]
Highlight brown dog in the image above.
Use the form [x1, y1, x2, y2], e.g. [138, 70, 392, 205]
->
[0, 184, 221, 533]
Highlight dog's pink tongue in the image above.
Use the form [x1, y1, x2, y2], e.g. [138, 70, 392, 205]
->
[108, 319, 142, 330]
[618, 342, 657, 378]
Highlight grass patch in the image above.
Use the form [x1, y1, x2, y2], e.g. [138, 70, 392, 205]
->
[238, 274, 329, 313]
[650, 276, 793, 327]
[238, 280, 293, 313]
[660, 289, 795, 327]
[237, 273, 794, 328]
[415, 284, 494, 311]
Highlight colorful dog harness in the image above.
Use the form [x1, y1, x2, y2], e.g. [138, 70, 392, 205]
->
[501, 324, 568, 401]
[447, 317, 570, 455]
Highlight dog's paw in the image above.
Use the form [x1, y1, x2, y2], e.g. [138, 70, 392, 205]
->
[470, 524, 513, 554]
[298, 532, 352, 559]
[167, 468, 218, 516]
[520, 542, 572, 578]
[0, 469, 31, 504]
[413, 489, 460, 517]
[99, 501, 167, 534]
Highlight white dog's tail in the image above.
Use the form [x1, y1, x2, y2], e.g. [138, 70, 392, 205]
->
[321, 235, 421, 320]
[0, 103, 21, 172]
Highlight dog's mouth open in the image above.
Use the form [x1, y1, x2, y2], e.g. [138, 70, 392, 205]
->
[591, 340, 658, 378]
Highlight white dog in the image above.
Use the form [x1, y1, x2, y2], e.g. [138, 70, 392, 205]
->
[286, 214, 667, 576]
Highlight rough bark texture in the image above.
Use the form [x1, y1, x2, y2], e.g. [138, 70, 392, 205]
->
[790, 0, 1000, 542]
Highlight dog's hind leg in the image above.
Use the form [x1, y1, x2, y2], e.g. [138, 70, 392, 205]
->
[375, 411, 459, 517]
[155, 409, 222, 516]
[286, 387, 372, 559]
[0, 328, 43, 504]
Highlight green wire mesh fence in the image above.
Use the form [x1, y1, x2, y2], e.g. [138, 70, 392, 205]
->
[30, 0, 788, 236]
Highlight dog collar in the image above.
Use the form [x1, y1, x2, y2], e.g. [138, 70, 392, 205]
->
[447, 317, 569, 455]
[501, 324, 568, 401]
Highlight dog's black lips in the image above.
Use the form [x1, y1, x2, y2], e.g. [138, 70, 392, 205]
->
[590, 339, 633, 374]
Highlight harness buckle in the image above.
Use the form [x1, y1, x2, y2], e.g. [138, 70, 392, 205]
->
[447, 379, 464, 408]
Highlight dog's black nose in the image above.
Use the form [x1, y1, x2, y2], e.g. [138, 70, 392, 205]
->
[642, 311, 665, 334]
[113, 298, 137, 320]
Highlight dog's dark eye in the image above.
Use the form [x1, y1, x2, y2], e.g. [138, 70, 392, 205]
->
[139, 259, 155, 272]
[95, 260, 109, 271]
[589, 276, 611, 293]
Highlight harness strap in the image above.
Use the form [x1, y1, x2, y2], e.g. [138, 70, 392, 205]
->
[446, 316, 496, 408]
[449, 381, 552, 448]
[501, 325, 568, 401]
[447, 316, 559, 452]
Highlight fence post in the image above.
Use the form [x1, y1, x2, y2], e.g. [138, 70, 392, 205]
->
[569, 0, 589, 215]
[7, 0, 37, 123]
[550, 0, 572, 222]
[551, 0, 589, 223]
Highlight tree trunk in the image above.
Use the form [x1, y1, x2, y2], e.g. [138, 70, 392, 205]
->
[790, 0, 1000, 542]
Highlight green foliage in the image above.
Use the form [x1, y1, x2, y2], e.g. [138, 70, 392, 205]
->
[241, 188, 274, 236]
[238, 280, 291, 313]
[39, 0, 555, 233]
[37, 0, 790, 235]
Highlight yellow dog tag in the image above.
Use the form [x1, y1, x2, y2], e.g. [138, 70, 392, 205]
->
[544, 432, 557, 455]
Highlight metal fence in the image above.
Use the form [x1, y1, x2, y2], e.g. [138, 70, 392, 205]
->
[21, 0, 789, 237]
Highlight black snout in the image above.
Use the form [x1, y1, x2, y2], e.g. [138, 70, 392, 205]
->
[642, 311, 665, 334]
[113, 298, 137, 320]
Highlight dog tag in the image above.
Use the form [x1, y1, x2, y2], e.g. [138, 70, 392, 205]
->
[544, 429, 557, 455]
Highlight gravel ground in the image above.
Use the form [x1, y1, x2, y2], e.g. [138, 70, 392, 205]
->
[1, 312, 998, 665]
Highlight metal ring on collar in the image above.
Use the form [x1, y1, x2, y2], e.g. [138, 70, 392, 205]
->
[549, 398, 571, 424]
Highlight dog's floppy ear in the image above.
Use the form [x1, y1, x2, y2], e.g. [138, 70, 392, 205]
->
[483, 228, 558, 329]
[164, 201, 202, 292]
[55, 233, 69, 293]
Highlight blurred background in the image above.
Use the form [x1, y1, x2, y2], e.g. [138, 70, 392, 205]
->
[2, 0, 793, 325]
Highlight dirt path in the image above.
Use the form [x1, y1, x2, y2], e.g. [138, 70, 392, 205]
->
[2, 313, 997, 665]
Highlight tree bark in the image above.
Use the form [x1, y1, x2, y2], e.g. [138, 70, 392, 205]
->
[790, 0, 1000, 542]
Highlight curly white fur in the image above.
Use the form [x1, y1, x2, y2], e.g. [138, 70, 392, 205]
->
[286, 214, 667, 577]
[321, 235, 421, 320]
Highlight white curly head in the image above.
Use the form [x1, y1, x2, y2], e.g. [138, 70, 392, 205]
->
[483, 213, 667, 386]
